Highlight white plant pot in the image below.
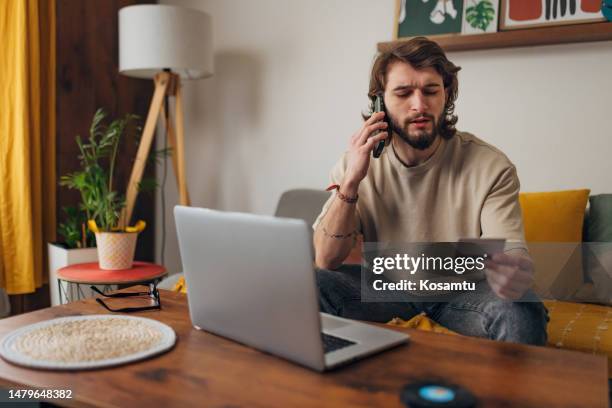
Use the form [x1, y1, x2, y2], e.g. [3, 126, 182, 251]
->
[47, 243, 98, 306]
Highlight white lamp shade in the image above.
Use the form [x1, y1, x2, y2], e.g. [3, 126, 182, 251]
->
[119, 5, 213, 80]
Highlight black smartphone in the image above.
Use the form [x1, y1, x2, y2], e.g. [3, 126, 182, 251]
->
[372, 95, 391, 158]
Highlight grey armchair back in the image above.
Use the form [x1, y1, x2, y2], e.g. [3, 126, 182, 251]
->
[274, 189, 329, 232]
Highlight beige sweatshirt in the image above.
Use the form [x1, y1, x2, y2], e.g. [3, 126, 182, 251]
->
[313, 132, 526, 292]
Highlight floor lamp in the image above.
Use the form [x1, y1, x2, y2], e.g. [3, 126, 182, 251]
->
[118, 5, 213, 226]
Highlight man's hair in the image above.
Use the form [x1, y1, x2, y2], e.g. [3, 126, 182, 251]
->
[368, 37, 461, 139]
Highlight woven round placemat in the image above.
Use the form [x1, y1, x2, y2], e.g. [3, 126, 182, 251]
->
[0, 315, 176, 370]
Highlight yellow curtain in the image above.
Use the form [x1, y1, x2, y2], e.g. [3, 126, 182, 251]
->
[0, 0, 56, 294]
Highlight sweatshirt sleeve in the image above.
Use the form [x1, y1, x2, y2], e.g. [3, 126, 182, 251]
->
[480, 165, 527, 251]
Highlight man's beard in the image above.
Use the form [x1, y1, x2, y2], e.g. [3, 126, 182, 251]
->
[390, 112, 444, 150]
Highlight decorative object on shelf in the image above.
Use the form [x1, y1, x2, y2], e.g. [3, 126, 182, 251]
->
[386, 0, 612, 52]
[462, 0, 500, 34]
[500, 0, 605, 30]
[395, 0, 464, 38]
[118, 4, 214, 224]
[0, 315, 176, 370]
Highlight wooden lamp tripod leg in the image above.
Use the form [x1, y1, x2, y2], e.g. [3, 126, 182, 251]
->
[174, 80, 190, 206]
[121, 72, 169, 228]
[159, 97, 191, 206]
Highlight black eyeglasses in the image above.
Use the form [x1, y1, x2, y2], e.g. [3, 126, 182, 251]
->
[91, 284, 162, 313]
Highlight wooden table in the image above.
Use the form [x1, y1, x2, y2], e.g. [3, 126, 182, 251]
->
[0, 288, 607, 407]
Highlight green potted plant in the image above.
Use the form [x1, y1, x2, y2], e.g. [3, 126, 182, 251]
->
[60, 109, 146, 270]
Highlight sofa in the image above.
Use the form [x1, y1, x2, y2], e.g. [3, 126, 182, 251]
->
[171, 188, 612, 377]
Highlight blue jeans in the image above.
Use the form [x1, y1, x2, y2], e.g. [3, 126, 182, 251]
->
[316, 265, 549, 346]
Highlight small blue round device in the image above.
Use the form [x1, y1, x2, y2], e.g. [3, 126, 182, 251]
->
[400, 381, 477, 408]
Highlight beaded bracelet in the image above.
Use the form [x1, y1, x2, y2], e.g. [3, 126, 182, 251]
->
[326, 184, 358, 204]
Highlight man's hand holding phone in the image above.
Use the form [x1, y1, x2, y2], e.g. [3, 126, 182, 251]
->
[314, 111, 388, 269]
[343, 112, 389, 194]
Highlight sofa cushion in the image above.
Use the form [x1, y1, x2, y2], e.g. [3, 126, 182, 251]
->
[386, 300, 612, 378]
[519, 189, 590, 242]
[575, 194, 612, 305]
[586, 194, 612, 242]
[519, 190, 590, 300]
[543, 300, 612, 377]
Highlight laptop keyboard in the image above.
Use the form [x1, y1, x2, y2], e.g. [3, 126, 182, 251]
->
[321, 333, 356, 353]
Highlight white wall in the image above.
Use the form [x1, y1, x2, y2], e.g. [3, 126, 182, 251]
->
[158, 0, 612, 273]
[451, 41, 612, 194]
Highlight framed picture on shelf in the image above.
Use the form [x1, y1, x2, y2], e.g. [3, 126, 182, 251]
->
[461, 0, 500, 35]
[386, 0, 612, 52]
[500, 0, 605, 30]
[395, 0, 464, 38]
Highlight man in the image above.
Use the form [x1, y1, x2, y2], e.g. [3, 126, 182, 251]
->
[312, 37, 548, 345]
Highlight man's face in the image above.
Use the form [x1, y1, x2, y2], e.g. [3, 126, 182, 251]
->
[383, 61, 447, 150]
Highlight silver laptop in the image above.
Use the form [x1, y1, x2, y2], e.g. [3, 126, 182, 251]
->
[174, 205, 409, 371]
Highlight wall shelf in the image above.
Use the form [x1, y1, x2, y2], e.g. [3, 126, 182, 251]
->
[377, 22, 612, 52]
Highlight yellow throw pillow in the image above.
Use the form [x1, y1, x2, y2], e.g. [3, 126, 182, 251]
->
[519, 189, 590, 242]
[519, 189, 590, 300]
